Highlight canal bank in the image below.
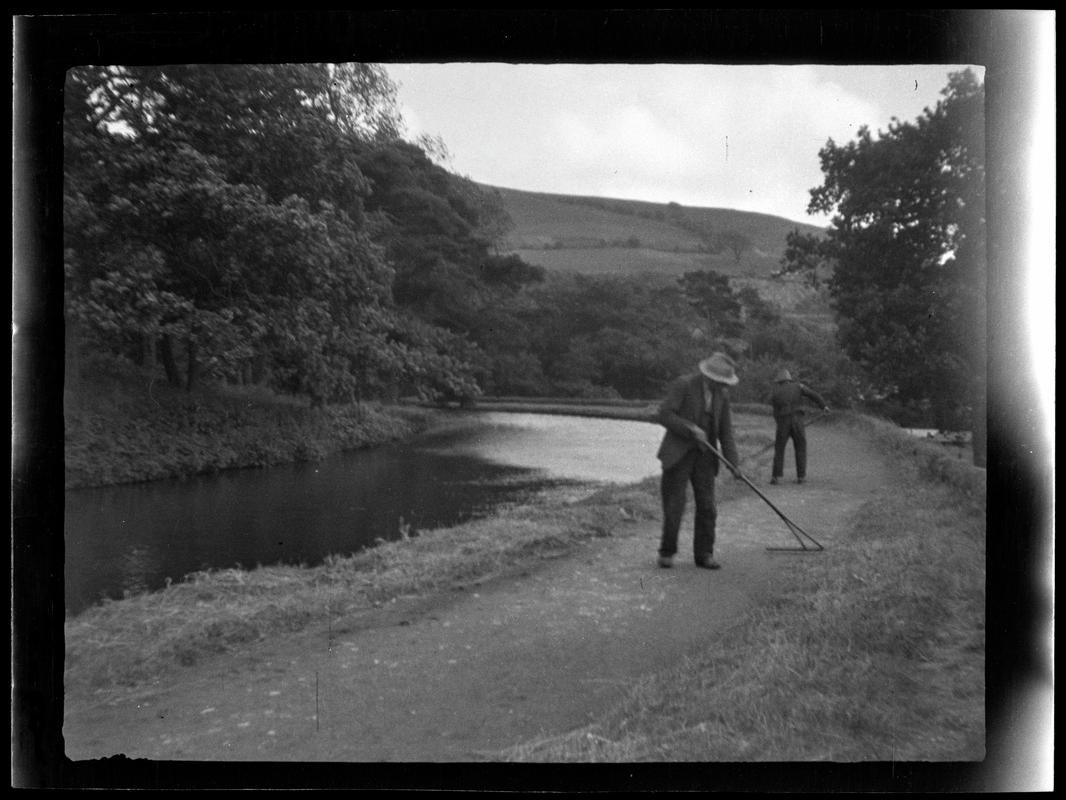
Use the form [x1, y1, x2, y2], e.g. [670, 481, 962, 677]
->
[64, 374, 441, 491]
[63, 413, 988, 771]
[62, 408, 776, 690]
[64, 411, 668, 615]
[65, 409, 766, 691]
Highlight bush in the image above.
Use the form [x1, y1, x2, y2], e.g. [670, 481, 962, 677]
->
[65, 377, 437, 489]
[488, 352, 551, 396]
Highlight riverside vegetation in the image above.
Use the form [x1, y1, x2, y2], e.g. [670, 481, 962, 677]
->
[64, 356, 437, 490]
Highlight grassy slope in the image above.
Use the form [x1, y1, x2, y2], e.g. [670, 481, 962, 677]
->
[491, 187, 705, 250]
[508, 477, 985, 762]
[504, 413, 986, 762]
[491, 185, 826, 281]
[510, 246, 773, 278]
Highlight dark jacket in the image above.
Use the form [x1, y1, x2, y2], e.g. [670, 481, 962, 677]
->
[656, 373, 739, 472]
[769, 380, 827, 419]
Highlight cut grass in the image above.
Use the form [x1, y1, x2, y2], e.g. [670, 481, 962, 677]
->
[502, 423, 986, 762]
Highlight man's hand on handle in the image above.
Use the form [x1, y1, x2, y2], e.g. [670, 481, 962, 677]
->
[692, 426, 743, 480]
[691, 426, 711, 451]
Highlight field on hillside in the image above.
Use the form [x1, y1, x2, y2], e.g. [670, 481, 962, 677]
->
[512, 246, 779, 278]
[494, 187, 704, 251]
[490, 185, 826, 282]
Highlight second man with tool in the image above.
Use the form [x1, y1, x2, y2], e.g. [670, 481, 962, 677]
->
[768, 368, 830, 485]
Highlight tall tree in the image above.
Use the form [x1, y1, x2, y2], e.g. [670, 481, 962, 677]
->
[808, 69, 986, 457]
[64, 63, 487, 404]
[354, 139, 543, 353]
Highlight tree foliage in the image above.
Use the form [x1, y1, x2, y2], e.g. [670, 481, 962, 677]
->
[64, 62, 876, 419]
[354, 140, 542, 337]
[806, 69, 986, 435]
[777, 229, 831, 288]
[64, 63, 534, 405]
[678, 270, 744, 340]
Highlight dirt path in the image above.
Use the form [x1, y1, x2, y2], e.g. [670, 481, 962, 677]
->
[64, 423, 890, 762]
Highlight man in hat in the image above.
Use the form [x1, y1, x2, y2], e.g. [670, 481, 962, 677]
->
[655, 351, 741, 570]
[769, 368, 830, 485]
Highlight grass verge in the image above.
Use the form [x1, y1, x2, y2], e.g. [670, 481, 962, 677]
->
[501, 419, 986, 762]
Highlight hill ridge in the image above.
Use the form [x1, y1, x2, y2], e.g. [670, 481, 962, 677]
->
[481, 183, 825, 230]
[481, 183, 825, 280]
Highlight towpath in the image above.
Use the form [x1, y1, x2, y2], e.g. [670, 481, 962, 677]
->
[64, 421, 889, 762]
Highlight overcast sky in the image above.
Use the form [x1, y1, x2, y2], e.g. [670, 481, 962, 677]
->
[387, 63, 981, 227]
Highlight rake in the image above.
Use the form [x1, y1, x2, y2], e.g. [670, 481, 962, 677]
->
[704, 442, 825, 552]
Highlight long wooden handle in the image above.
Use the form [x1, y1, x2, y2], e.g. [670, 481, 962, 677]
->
[702, 441, 825, 550]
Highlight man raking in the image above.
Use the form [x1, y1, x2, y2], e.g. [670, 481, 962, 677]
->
[655, 352, 742, 570]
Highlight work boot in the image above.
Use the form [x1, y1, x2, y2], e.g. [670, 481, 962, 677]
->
[770, 476, 780, 485]
[658, 554, 674, 569]
[695, 556, 721, 570]
[796, 477, 806, 484]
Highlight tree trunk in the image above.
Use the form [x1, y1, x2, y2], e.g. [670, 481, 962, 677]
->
[158, 334, 182, 386]
[185, 337, 199, 392]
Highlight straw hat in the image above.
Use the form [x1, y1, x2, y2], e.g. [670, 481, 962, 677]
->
[774, 368, 792, 383]
[698, 352, 739, 386]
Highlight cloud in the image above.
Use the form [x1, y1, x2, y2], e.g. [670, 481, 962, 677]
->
[389, 63, 968, 225]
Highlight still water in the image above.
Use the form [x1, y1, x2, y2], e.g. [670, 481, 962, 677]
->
[64, 412, 662, 616]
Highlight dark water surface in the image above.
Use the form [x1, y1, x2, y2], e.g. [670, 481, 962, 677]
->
[64, 412, 662, 616]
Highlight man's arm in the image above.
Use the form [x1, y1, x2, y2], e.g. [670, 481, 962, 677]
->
[658, 378, 703, 441]
[801, 384, 829, 411]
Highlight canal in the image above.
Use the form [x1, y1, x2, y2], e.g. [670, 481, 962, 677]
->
[64, 412, 662, 616]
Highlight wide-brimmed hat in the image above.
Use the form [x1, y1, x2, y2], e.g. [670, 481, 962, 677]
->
[698, 352, 739, 385]
[774, 368, 792, 382]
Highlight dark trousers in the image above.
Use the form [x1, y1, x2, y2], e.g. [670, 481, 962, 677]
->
[772, 414, 807, 479]
[659, 449, 717, 559]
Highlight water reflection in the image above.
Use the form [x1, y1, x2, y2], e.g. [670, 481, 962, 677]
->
[65, 412, 663, 616]
[420, 412, 662, 484]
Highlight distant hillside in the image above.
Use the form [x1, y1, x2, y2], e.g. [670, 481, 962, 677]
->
[485, 185, 826, 280]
